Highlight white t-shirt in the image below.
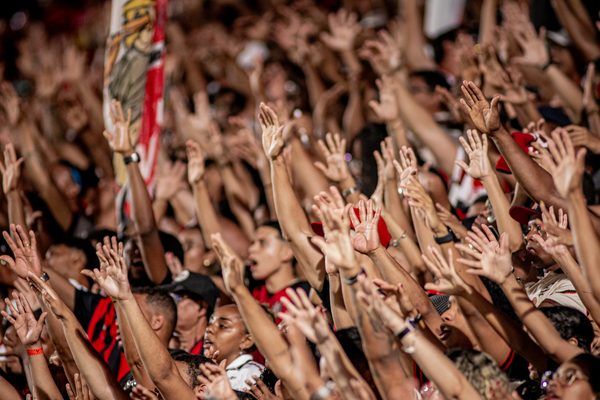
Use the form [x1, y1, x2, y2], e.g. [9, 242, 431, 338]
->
[226, 354, 265, 391]
[525, 271, 586, 314]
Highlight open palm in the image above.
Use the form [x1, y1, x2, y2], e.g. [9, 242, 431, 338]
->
[460, 81, 501, 134]
[348, 201, 381, 254]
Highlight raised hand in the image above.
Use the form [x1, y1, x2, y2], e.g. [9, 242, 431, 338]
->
[212, 233, 244, 294]
[369, 76, 399, 122]
[537, 202, 573, 246]
[402, 177, 445, 234]
[259, 103, 285, 160]
[512, 24, 549, 68]
[422, 247, 472, 296]
[456, 233, 513, 285]
[464, 224, 500, 254]
[393, 146, 418, 188]
[1, 291, 47, 348]
[460, 81, 501, 134]
[82, 239, 130, 301]
[187, 91, 212, 134]
[279, 288, 330, 344]
[565, 125, 600, 154]
[358, 30, 403, 77]
[348, 200, 382, 255]
[199, 361, 238, 400]
[165, 252, 184, 279]
[1, 224, 43, 279]
[312, 186, 348, 225]
[28, 271, 70, 319]
[66, 373, 92, 400]
[355, 275, 406, 334]
[310, 199, 357, 269]
[455, 130, 492, 180]
[314, 132, 349, 183]
[129, 384, 160, 400]
[0, 143, 22, 195]
[320, 9, 361, 52]
[543, 128, 586, 198]
[103, 100, 133, 155]
[186, 140, 206, 185]
[533, 204, 570, 258]
[155, 160, 187, 201]
[244, 376, 279, 400]
[0, 82, 21, 126]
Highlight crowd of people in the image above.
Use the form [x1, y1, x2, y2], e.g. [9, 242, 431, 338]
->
[1, 0, 600, 399]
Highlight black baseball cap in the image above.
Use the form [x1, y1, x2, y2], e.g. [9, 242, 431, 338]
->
[160, 271, 220, 311]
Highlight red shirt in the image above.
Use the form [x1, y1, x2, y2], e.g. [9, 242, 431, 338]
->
[251, 281, 311, 324]
[190, 339, 204, 355]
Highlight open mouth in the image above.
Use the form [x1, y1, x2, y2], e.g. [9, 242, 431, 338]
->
[438, 326, 451, 340]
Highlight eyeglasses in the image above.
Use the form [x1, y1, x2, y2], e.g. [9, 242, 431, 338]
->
[540, 368, 588, 391]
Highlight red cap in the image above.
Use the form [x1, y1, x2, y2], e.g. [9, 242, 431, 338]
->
[495, 132, 538, 174]
[509, 204, 541, 225]
[310, 208, 392, 248]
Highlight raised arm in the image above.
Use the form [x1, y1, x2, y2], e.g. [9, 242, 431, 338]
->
[460, 80, 600, 236]
[310, 200, 408, 400]
[2, 291, 61, 400]
[211, 233, 310, 400]
[260, 103, 326, 290]
[79, 239, 196, 400]
[187, 140, 222, 248]
[543, 129, 600, 305]
[0, 144, 26, 230]
[357, 276, 483, 400]
[104, 100, 167, 284]
[28, 271, 129, 400]
[532, 213, 600, 325]
[401, 0, 437, 70]
[393, 78, 458, 176]
[455, 130, 523, 252]
[457, 232, 583, 364]
[280, 289, 375, 400]
[0, 224, 81, 387]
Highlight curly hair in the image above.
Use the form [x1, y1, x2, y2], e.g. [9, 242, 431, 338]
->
[446, 349, 510, 400]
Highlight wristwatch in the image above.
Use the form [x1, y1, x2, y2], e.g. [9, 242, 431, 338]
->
[123, 152, 140, 165]
[434, 227, 457, 244]
[40, 271, 50, 282]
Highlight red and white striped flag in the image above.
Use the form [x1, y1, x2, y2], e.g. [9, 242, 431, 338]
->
[103, 0, 167, 230]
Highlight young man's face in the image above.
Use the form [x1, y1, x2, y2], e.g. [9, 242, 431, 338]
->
[247, 226, 291, 281]
[439, 296, 475, 349]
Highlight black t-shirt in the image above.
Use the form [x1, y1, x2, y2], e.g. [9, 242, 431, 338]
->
[74, 290, 130, 381]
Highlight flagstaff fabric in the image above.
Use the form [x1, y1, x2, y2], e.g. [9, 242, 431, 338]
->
[103, 0, 167, 229]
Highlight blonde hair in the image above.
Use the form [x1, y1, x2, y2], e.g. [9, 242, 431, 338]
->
[447, 349, 510, 400]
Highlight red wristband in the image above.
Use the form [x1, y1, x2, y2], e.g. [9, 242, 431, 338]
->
[27, 347, 44, 356]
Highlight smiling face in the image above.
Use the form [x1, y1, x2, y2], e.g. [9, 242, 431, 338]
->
[438, 297, 475, 349]
[203, 305, 252, 365]
[247, 226, 292, 281]
[544, 362, 596, 400]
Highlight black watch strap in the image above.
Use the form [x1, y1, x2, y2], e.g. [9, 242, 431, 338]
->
[123, 152, 140, 165]
[341, 268, 365, 285]
[434, 231, 454, 245]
